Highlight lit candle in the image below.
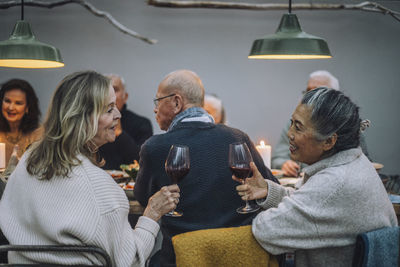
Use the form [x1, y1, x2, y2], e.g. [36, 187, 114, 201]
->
[256, 140, 271, 169]
[0, 143, 5, 169]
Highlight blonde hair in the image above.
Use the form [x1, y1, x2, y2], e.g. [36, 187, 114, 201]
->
[27, 71, 110, 180]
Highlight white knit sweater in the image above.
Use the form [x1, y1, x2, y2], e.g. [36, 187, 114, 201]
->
[253, 148, 398, 267]
[0, 153, 159, 266]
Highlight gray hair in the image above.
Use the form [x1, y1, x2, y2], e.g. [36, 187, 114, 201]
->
[104, 73, 126, 87]
[162, 70, 204, 106]
[309, 70, 340, 90]
[301, 87, 361, 153]
[204, 93, 226, 124]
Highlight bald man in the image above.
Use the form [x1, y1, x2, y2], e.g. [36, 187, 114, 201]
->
[134, 70, 278, 266]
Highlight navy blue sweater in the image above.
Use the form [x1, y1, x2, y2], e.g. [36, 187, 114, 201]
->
[134, 121, 278, 266]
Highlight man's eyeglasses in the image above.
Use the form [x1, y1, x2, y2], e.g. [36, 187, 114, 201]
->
[153, 93, 176, 108]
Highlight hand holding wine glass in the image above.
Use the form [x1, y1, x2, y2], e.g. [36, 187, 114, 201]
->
[229, 142, 260, 214]
[233, 162, 269, 201]
[164, 144, 190, 217]
[143, 184, 180, 222]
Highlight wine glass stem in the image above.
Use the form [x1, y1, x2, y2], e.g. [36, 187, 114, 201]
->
[166, 182, 181, 216]
[242, 179, 251, 209]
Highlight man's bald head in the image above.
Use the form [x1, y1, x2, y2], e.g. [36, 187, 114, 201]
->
[160, 70, 205, 107]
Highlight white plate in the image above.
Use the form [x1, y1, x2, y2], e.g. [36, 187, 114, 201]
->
[372, 162, 384, 170]
[279, 177, 300, 188]
[106, 170, 129, 178]
[119, 182, 135, 200]
[106, 170, 130, 184]
[271, 169, 284, 178]
[119, 182, 135, 190]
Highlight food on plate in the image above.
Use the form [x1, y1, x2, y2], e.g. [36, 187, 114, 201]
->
[106, 170, 129, 184]
[125, 184, 134, 190]
[120, 160, 140, 181]
[106, 170, 127, 178]
[119, 183, 135, 200]
[119, 183, 135, 190]
[271, 169, 284, 178]
[111, 172, 124, 178]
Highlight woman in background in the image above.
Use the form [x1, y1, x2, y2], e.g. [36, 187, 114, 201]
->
[0, 79, 41, 166]
[0, 71, 180, 266]
[234, 87, 397, 267]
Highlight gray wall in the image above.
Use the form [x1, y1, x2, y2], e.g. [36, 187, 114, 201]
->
[1, 1, 399, 174]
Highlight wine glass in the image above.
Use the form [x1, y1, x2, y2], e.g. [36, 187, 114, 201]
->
[229, 142, 260, 214]
[164, 144, 190, 217]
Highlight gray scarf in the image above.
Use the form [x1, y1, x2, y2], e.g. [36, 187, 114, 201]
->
[168, 107, 214, 132]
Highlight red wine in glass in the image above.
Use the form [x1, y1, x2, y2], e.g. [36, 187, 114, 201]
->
[164, 144, 190, 217]
[229, 165, 251, 181]
[229, 143, 260, 214]
[165, 166, 190, 184]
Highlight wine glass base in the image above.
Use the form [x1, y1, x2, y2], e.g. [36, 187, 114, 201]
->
[164, 210, 183, 217]
[236, 205, 260, 214]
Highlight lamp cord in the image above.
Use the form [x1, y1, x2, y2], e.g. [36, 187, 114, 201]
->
[288, 0, 292, 13]
[21, 0, 24, 20]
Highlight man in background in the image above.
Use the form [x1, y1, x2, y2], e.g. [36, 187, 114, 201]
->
[134, 69, 278, 266]
[109, 74, 153, 146]
[99, 74, 153, 169]
[272, 70, 369, 176]
[203, 93, 226, 124]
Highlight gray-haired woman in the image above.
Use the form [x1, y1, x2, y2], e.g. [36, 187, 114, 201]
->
[233, 87, 397, 267]
[0, 71, 180, 266]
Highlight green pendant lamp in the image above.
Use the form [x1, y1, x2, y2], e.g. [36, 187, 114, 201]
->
[0, 0, 64, 68]
[248, 0, 332, 59]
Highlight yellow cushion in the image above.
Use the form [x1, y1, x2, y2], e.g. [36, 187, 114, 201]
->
[172, 225, 279, 267]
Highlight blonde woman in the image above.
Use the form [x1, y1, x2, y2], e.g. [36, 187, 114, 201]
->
[0, 71, 179, 266]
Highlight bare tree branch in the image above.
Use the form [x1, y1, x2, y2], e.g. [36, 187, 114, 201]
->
[0, 0, 158, 44]
[1, 0, 398, 44]
[148, 0, 400, 22]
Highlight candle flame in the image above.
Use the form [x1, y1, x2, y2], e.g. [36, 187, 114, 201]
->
[260, 140, 266, 147]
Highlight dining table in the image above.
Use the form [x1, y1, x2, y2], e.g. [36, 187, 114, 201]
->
[128, 201, 145, 228]
[107, 170, 145, 226]
[117, 165, 400, 226]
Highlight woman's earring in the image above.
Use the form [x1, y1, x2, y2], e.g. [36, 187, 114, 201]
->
[86, 140, 98, 154]
[360, 119, 370, 132]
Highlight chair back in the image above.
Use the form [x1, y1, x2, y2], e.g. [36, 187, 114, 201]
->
[172, 225, 278, 267]
[0, 245, 112, 267]
[0, 178, 6, 200]
[352, 226, 399, 267]
[0, 229, 8, 264]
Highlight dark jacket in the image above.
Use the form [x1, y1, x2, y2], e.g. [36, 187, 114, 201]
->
[134, 121, 278, 266]
[99, 131, 140, 170]
[120, 105, 153, 147]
